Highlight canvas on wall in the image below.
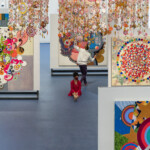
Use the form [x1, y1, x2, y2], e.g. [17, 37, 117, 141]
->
[58, 35, 108, 66]
[115, 101, 150, 150]
[112, 37, 150, 86]
[0, 27, 34, 91]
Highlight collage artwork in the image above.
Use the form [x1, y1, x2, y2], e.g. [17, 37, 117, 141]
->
[115, 101, 150, 150]
[0, 24, 34, 91]
[112, 37, 150, 86]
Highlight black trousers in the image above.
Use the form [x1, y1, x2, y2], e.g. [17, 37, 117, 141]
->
[79, 65, 87, 84]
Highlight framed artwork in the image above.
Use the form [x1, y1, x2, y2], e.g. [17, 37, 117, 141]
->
[112, 37, 150, 86]
[115, 101, 150, 150]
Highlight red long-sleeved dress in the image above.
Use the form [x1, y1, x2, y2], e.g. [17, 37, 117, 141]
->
[68, 80, 82, 96]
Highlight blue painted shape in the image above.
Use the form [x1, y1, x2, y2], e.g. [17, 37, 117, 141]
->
[124, 108, 134, 124]
[89, 33, 103, 49]
[115, 104, 130, 135]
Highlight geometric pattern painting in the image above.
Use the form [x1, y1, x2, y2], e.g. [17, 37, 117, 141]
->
[112, 37, 150, 86]
[115, 101, 150, 150]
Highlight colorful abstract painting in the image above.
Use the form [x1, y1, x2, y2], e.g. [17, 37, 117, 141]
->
[0, 14, 9, 27]
[115, 101, 150, 150]
[0, 27, 33, 90]
[59, 32, 105, 66]
[112, 37, 150, 86]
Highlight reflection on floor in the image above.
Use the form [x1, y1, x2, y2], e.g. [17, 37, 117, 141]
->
[0, 44, 107, 150]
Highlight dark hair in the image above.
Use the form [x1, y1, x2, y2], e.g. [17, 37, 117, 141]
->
[85, 44, 89, 50]
[73, 72, 79, 77]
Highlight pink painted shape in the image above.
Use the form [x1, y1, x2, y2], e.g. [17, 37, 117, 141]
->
[17, 30, 28, 47]
[70, 52, 79, 62]
[4, 74, 13, 81]
[72, 48, 79, 53]
[4, 64, 10, 74]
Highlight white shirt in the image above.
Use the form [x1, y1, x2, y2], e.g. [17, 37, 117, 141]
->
[74, 45, 95, 65]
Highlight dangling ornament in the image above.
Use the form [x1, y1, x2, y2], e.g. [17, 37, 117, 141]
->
[8, 0, 49, 37]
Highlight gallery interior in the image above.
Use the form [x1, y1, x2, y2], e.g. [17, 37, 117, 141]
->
[0, 0, 150, 150]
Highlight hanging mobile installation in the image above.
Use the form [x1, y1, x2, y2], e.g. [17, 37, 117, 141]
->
[8, 0, 49, 37]
[108, 0, 149, 35]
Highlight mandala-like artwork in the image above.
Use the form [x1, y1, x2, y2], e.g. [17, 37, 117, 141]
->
[121, 105, 135, 127]
[112, 37, 150, 86]
[115, 101, 150, 150]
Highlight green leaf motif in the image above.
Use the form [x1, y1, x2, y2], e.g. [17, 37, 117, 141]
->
[115, 132, 128, 150]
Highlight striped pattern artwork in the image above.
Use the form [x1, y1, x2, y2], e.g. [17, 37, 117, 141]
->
[0, 14, 9, 27]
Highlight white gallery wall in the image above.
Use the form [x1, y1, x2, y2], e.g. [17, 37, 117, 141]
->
[40, 0, 58, 43]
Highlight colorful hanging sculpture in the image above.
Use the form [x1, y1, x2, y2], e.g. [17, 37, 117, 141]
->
[8, 0, 49, 37]
[108, 0, 149, 35]
[58, 0, 107, 41]
[58, 0, 107, 65]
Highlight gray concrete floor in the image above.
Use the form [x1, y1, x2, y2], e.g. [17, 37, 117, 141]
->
[0, 44, 107, 150]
